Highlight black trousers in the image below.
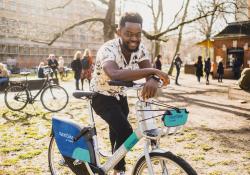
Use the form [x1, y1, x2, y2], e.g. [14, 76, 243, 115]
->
[91, 93, 133, 171]
[205, 72, 210, 83]
[218, 74, 223, 82]
[175, 69, 180, 84]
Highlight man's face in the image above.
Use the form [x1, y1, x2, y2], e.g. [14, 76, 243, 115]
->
[119, 22, 142, 53]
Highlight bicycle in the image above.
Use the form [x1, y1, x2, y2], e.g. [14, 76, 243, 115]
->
[48, 80, 197, 175]
[4, 67, 69, 112]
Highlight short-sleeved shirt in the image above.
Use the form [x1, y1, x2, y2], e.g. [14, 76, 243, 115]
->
[90, 38, 149, 97]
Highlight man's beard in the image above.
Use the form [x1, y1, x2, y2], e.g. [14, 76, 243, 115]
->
[122, 42, 139, 53]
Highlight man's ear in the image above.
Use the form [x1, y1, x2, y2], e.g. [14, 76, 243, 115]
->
[117, 28, 121, 37]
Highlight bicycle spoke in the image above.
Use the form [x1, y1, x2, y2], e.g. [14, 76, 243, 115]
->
[5, 85, 28, 111]
[41, 85, 68, 112]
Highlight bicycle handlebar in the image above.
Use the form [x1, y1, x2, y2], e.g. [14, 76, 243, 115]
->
[107, 80, 135, 87]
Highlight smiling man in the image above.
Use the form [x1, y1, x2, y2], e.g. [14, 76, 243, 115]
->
[90, 12, 169, 175]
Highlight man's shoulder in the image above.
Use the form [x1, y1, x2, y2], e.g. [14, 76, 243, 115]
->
[100, 38, 120, 50]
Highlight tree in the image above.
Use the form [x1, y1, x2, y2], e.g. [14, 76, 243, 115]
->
[168, 0, 190, 75]
[46, 0, 116, 45]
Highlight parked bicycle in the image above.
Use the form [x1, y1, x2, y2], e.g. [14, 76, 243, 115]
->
[4, 67, 69, 112]
[48, 80, 197, 175]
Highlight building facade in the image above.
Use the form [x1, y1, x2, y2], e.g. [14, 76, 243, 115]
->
[0, 0, 105, 70]
[212, 21, 250, 78]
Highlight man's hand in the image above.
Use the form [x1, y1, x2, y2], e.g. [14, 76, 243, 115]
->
[141, 78, 158, 100]
[155, 70, 170, 86]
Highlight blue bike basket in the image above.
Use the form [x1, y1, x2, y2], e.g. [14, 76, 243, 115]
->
[52, 116, 95, 163]
[162, 109, 188, 127]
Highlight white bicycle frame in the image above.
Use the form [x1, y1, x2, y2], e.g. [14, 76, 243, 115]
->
[83, 90, 168, 175]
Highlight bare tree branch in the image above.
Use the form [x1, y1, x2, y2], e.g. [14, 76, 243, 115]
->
[48, 18, 105, 45]
[143, 10, 215, 41]
[165, 0, 184, 31]
[47, 0, 74, 10]
[97, 0, 109, 5]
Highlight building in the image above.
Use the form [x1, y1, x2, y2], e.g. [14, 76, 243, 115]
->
[212, 21, 250, 78]
[0, 0, 105, 70]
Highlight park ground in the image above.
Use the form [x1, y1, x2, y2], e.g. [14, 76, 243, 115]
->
[0, 72, 249, 175]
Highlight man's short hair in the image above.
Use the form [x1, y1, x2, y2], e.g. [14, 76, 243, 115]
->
[119, 12, 143, 28]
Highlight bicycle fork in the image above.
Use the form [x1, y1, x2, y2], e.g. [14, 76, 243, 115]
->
[144, 139, 155, 174]
[144, 139, 169, 175]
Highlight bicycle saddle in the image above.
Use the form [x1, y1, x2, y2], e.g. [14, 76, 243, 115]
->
[73, 91, 97, 99]
[20, 72, 31, 76]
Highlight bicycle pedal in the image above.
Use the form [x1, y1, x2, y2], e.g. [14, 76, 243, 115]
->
[143, 129, 160, 137]
[58, 159, 67, 166]
[73, 160, 83, 166]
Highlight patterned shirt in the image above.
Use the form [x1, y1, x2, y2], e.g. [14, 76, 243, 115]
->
[90, 38, 150, 97]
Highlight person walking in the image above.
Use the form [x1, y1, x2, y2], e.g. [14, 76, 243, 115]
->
[58, 56, 65, 80]
[154, 54, 162, 70]
[0, 63, 9, 87]
[71, 51, 82, 90]
[80, 49, 93, 90]
[174, 53, 182, 85]
[48, 54, 59, 79]
[37, 62, 45, 78]
[217, 61, 224, 82]
[195, 56, 203, 82]
[204, 57, 211, 85]
[90, 12, 169, 175]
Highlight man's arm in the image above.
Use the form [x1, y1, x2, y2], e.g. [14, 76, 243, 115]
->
[103, 60, 156, 81]
[103, 60, 169, 83]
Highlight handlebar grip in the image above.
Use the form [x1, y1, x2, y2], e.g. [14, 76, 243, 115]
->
[73, 91, 85, 99]
[108, 80, 135, 87]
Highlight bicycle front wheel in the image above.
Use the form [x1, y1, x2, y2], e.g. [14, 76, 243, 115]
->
[48, 136, 91, 175]
[132, 151, 197, 175]
[41, 85, 68, 112]
[4, 85, 29, 111]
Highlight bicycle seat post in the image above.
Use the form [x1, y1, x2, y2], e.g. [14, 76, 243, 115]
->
[86, 97, 101, 167]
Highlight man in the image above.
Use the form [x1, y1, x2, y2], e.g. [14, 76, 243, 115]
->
[174, 53, 182, 85]
[48, 54, 59, 79]
[90, 12, 169, 175]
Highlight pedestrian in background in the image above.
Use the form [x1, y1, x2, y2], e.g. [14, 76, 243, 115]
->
[71, 51, 82, 90]
[195, 56, 203, 82]
[174, 53, 182, 85]
[0, 63, 9, 87]
[154, 54, 162, 70]
[37, 62, 45, 78]
[48, 54, 58, 79]
[58, 56, 65, 80]
[80, 49, 93, 90]
[204, 57, 211, 85]
[217, 61, 224, 83]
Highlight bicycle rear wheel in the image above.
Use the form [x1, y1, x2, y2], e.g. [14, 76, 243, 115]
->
[41, 85, 68, 112]
[4, 85, 29, 111]
[48, 136, 91, 175]
[132, 151, 197, 175]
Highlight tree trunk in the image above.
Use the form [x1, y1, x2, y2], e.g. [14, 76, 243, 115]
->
[168, 0, 190, 75]
[103, 0, 116, 41]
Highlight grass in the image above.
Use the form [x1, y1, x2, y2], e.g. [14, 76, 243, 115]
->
[0, 157, 19, 166]
[0, 147, 22, 153]
[17, 166, 41, 175]
[184, 143, 196, 149]
[209, 170, 222, 175]
[191, 154, 205, 161]
[18, 150, 42, 159]
[201, 144, 213, 151]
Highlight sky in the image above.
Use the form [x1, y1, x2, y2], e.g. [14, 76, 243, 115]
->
[120, 0, 196, 31]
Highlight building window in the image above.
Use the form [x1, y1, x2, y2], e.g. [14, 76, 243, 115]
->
[0, 0, 4, 9]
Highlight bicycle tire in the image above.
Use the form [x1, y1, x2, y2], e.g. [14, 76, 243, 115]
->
[41, 85, 68, 112]
[48, 136, 91, 175]
[4, 85, 29, 111]
[132, 151, 197, 175]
